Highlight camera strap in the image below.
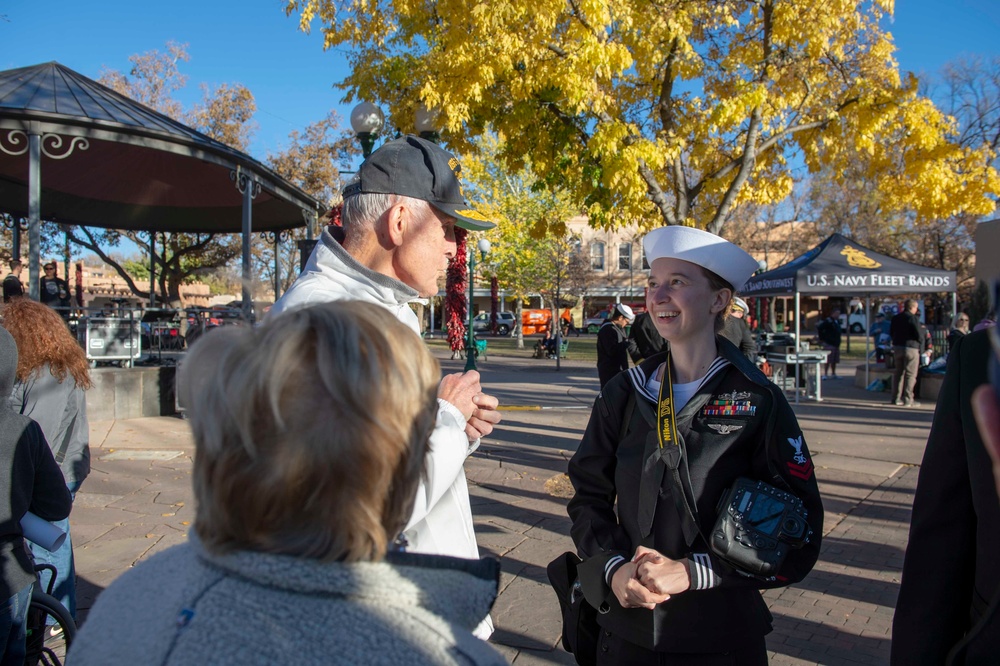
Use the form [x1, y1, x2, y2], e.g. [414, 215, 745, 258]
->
[637, 352, 727, 546]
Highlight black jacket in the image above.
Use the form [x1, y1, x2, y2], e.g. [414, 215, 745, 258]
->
[892, 330, 1000, 665]
[596, 321, 638, 388]
[890, 311, 922, 349]
[568, 338, 824, 652]
[628, 313, 667, 362]
[720, 315, 757, 361]
[947, 328, 967, 354]
[816, 316, 842, 348]
[2, 274, 23, 302]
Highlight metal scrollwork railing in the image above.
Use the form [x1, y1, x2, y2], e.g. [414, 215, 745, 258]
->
[0, 130, 90, 159]
[0, 130, 28, 156]
[259, 230, 290, 244]
[230, 168, 262, 198]
[1, 213, 29, 231]
[40, 134, 89, 160]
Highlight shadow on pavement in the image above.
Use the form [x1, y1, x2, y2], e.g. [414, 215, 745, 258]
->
[792, 552, 902, 606]
[73, 575, 106, 628]
[767, 612, 891, 664]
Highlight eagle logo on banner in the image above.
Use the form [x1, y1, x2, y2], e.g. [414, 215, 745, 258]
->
[841, 246, 882, 269]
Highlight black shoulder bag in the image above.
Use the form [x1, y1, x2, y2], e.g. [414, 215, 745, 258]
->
[546, 388, 636, 666]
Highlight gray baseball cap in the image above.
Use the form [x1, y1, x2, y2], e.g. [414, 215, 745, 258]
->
[342, 134, 495, 231]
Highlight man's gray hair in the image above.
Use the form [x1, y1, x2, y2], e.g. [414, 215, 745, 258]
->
[342, 193, 433, 240]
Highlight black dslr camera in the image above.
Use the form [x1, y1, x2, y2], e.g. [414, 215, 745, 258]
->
[711, 477, 811, 577]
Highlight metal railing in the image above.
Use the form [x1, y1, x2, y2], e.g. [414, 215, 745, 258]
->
[47, 304, 249, 366]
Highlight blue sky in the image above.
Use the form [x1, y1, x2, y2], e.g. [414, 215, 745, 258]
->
[3, 0, 999, 163]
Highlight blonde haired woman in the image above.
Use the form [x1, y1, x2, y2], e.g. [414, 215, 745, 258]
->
[69, 302, 505, 666]
[569, 227, 824, 664]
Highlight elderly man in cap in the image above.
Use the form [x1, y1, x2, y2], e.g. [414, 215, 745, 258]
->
[268, 135, 501, 637]
[719, 296, 757, 361]
[596, 303, 639, 388]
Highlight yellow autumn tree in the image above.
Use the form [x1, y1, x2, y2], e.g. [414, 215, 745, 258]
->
[463, 132, 579, 346]
[286, 0, 998, 233]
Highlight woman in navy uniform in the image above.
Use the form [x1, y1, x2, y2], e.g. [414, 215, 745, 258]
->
[568, 226, 824, 664]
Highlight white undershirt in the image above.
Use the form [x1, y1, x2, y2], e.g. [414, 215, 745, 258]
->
[645, 375, 702, 413]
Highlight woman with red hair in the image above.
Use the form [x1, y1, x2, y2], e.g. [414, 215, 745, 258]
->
[1, 298, 91, 626]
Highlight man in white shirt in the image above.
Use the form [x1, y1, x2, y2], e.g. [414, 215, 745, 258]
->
[269, 135, 501, 637]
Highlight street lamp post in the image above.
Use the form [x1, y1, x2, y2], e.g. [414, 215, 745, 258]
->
[350, 102, 385, 158]
[465, 238, 491, 372]
[299, 103, 384, 281]
[754, 259, 767, 331]
[415, 105, 441, 143]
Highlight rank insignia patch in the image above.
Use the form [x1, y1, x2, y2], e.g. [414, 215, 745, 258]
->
[787, 460, 814, 480]
[786, 436, 813, 479]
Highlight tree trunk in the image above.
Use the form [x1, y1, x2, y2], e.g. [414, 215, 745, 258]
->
[516, 298, 524, 350]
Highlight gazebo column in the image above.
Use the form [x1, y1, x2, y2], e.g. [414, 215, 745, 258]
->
[2, 126, 88, 298]
[273, 233, 280, 300]
[259, 230, 288, 301]
[6, 216, 23, 260]
[303, 207, 316, 241]
[232, 167, 260, 323]
[27, 127, 40, 299]
[149, 231, 156, 307]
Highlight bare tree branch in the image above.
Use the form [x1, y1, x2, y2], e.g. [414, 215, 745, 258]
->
[67, 227, 151, 300]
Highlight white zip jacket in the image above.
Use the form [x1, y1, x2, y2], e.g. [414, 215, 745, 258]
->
[268, 230, 493, 637]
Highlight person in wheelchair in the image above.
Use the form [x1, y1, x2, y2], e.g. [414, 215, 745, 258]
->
[0, 327, 71, 665]
[68, 302, 505, 665]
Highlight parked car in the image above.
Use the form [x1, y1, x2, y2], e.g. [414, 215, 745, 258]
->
[584, 314, 608, 334]
[837, 308, 868, 334]
[472, 311, 516, 336]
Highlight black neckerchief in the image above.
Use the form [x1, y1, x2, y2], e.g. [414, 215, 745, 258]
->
[635, 351, 730, 544]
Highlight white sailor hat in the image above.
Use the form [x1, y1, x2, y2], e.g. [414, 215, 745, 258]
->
[732, 297, 749, 313]
[642, 226, 759, 292]
[612, 303, 635, 322]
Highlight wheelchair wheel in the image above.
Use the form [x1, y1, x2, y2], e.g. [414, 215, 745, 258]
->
[25, 589, 76, 666]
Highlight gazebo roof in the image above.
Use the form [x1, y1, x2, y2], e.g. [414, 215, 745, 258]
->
[0, 61, 323, 233]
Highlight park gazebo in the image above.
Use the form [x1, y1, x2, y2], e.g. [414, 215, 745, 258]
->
[0, 61, 324, 320]
[742, 233, 957, 385]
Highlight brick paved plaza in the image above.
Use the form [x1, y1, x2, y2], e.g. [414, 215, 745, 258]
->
[73, 352, 934, 665]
